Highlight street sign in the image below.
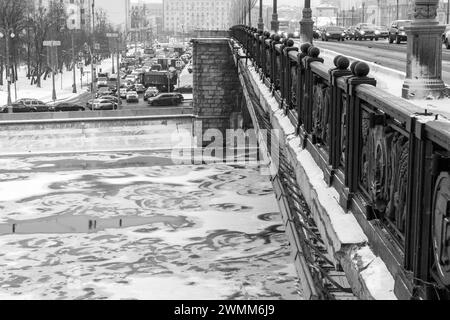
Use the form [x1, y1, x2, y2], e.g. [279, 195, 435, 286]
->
[43, 40, 61, 47]
[106, 33, 119, 38]
[94, 43, 100, 50]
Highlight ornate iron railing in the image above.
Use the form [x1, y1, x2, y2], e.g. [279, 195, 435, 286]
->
[231, 25, 450, 299]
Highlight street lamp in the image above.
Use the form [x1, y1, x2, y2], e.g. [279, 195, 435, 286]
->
[300, 0, 314, 44]
[271, 0, 279, 32]
[0, 29, 16, 110]
[402, 0, 446, 100]
[258, 0, 264, 31]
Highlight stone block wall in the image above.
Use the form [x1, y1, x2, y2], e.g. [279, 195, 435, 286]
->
[192, 38, 242, 142]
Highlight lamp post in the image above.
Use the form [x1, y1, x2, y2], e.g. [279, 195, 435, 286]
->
[300, 0, 314, 44]
[402, 0, 446, 100]
[362, 2, 366, 23]
[0, 29, 15, 111]
[396, 0, 399, 20]
[351, 6, 355, 26]
[248, 0, 252, 27]
[258, 0, 264, 31]
[447, 0, 449, 24]
[271, 0, 279, 33]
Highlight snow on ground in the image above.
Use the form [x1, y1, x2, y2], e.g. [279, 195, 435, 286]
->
[0, 58, 115, 106]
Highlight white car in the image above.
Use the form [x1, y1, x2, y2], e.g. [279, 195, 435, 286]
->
[125, 76, 137, 84]
[97, 77, 108, 88]
[443, 25, 450, 49]
[119, 88, 128, 99]
[126, 91, 139, 103]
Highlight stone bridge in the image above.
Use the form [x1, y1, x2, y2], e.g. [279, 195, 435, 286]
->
[191, 28, 450, 300]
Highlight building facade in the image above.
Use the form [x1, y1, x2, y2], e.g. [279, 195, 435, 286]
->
[163, 0, 233, 33]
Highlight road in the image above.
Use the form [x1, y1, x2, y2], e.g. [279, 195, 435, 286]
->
[307, 39, 450, 84]
[66, 90, 193, 112]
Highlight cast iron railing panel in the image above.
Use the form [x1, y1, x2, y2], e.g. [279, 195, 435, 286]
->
[230, 25, 450, 299]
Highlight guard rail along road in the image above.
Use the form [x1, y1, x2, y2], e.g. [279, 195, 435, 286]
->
[230, 25, 450, 300]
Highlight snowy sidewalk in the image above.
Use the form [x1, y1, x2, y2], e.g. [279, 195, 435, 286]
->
[0, 58, 115, 106]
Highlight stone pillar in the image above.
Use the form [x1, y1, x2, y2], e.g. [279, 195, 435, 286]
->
[402, 0, 447, 100]
[271, 0, 279, 32]
[192, 38, 243, 144]
[300, 0, 314, 44]
[258, 0, 264, 31]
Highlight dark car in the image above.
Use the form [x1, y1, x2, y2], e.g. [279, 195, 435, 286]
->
[313, 27, 321, 39]
[135, 84, 146, 94]
[0, 103, 36, 113]
[355, 23, 378, 41]
[388, 20, 412, 44]
[52, 102, 86, 112]
[148, 93, 184, 106]
[174, 85, 193, 94]
[321, 26, 346, 41]
[375, 25, 389, 39]
[6, 99, 50, 112]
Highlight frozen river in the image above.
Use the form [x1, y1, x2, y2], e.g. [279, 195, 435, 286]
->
[0, 151, 301, 300]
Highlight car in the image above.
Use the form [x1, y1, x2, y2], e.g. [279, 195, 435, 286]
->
[321, 26, 346, 41]
[443, 25, 450, 49]
[52, 102, 86, 112]
[345, 26, 357, 40]
[0, 103, 37, 113]
[355, 23, 378, 41]
[125, 75, 137, 84]
[389, 20, 412, 44]
[144, 87, 159, 101]
[9, 99, 50, 112]
[135, 84, 146, 94]
[87, 99, 117, 111]
[174, 85, 193, 94]
[96, 87, 113, 98]
[119, 88, 128, 99]
[375, 26, 389, 39]
[97, 77, 109, 88]
[148, 93, 184, 106]
[99, 95, 120, 104]
[313, 27, 321, 39]
[126, 84, 136, 92]
[126, 91, 139, 103]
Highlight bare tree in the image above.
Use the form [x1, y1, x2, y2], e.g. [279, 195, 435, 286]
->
[0, 0, 28, 85]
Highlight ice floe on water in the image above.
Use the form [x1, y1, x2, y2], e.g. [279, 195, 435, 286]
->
[0, 151, 301, 300]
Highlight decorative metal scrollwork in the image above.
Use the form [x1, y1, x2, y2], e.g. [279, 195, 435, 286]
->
[340, 94, 347, 167]
[275, 55, 282, 90]
[312, 78, 330, 147]
[290, 65, 298, 108]
[265, 50, 271, 76]
[432, 172, 450, 287]
[360, 110, 409, 236]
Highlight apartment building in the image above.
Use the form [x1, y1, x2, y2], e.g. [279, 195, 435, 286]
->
[163, 0, 233, 33]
